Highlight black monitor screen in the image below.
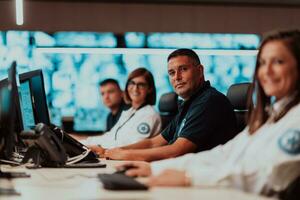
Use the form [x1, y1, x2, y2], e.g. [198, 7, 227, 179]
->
[0, 80, 10, 156]
[0, 62, 18, 159]
[19, 80, 36, 130]
[0, 81, 10, 136]
[19, 70, 51, 126]
[0, 82, 10, 117]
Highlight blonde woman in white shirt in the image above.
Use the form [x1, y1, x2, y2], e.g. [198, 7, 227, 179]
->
[118, 30, 300, 196]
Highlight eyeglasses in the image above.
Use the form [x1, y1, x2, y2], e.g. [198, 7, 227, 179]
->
[128, 80, 148, 89]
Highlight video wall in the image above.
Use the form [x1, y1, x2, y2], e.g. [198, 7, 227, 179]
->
[0, 31, 259, 131]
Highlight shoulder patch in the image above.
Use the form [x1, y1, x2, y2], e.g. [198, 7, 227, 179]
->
[137, 123, 150, 135]
[278, 129, 300, 155]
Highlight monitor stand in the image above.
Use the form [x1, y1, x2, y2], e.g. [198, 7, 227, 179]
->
[0, 169, 30, 179]
[0, 187, 20, 196]
[0, 170, 24, 196]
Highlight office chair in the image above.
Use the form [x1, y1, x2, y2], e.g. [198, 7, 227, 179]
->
[226, 82, 252, 133]
[266, 160, 300, 200]
[279, 176, 300, 200]
[158, 92, 178, 131]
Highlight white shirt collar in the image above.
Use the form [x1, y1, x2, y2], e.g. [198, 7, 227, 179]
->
[266, 92, 298, 122]
[273, 93, 297, 113]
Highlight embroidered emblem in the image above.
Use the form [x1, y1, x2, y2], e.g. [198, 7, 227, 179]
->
[278, 129, 300, 155]
[137, 123, 150, 134]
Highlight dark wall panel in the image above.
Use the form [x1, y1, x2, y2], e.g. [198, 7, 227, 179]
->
[1, 1, 300, 34]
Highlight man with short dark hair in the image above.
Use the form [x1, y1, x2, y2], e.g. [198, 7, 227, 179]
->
[104, 48, 237, 161]
[99, 79, 129, 131]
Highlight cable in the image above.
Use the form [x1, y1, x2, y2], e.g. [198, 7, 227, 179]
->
[66, 149, 91, 165]
[0, 159, 22, 166]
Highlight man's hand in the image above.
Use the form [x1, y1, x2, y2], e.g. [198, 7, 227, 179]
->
[147, 169, 191, 187]
[104, 148, 129, 160]
[88, 145, 106, 156]
[116, 161, 152, 177]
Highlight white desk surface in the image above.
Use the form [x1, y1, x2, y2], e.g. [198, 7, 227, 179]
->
[0, 160, 275, 200]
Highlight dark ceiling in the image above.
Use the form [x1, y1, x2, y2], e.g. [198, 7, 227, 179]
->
[17, 0, 300, 6]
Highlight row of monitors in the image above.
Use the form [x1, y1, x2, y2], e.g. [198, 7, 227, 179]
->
[0, 62, 51, 159]
[0, 64, 51, 135]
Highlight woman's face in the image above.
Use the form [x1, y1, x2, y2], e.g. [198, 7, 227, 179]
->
[258, 40, 298, 100]
[127, 75, 150, 106]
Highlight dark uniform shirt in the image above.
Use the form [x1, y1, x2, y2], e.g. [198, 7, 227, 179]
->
[106, 101, 130, 131]
[161, 81, 237, 152]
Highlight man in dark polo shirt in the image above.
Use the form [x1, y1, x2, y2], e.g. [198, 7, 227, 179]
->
[104, 48, 237, 161]
[99, 79, 129, 131]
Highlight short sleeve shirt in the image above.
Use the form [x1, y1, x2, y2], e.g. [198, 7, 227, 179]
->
[106, 101, 130, 131]
[161, 81, 237, 152]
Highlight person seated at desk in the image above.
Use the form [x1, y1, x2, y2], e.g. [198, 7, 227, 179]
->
[81, 68, 161, 152]
[99, 78, 130, 131]
[103, 48, 237, 161]
[118, 30, 300, 196]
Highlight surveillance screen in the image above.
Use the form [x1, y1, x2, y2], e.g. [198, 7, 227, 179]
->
[0, 31, 259, 131]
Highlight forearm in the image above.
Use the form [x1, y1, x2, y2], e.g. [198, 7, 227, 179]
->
[124, 143, 192, 162]
[120, 138, 154, 150]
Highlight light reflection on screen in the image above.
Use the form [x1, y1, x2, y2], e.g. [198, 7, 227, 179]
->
[19, 81, 35, 130]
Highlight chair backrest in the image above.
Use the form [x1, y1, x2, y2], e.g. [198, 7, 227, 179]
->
[226, 83, 251, 133]
[279, 175, 300, 200]
[158, 92, 178, 130]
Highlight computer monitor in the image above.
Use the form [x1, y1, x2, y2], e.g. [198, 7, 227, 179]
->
[19, 69, 51, 127]
[0, 62, 18, 159]
[0, 79, 11, 158]
[18, 79, 37, 130]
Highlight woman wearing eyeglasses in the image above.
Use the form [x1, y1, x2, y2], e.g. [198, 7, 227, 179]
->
[118, 30, 300, 197]
[83, 68, 161, 155]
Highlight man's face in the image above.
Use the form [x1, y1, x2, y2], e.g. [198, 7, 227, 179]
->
[100, 83, 123, 110]
[168, 55, 204, 100]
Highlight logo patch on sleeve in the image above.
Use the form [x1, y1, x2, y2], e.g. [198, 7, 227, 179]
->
[278, 129, 300, 155]
[137, 123, 150, 134]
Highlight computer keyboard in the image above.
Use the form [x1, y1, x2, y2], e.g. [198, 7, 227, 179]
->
[64, 162, 106, 168]
[98, 173, 148, 190]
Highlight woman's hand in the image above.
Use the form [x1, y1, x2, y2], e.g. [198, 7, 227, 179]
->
[147, 169, 191, 187]
[115, 161, 152, 177]
[104, 148, 130, 160]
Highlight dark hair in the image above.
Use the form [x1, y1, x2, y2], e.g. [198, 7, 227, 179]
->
[248, 30, 300, 134]
[167, 48, 201, 65]
[124, 68, 156, 105]
[99, 78, 120, 89]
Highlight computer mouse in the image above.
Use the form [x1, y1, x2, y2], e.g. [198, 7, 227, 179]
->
[114, 165, 136, 174]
